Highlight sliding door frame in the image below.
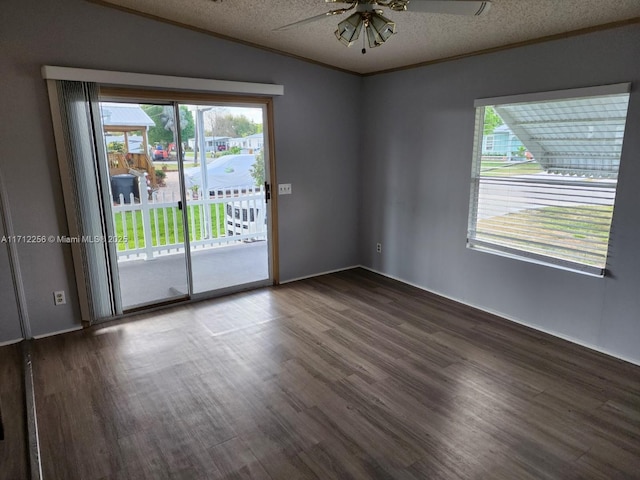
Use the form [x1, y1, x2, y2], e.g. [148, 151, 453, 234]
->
[43, 67, 283, 324]
[100, 87, 280, 300]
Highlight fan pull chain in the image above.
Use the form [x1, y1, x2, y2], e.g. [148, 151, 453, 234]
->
[362, 25, 367, 55]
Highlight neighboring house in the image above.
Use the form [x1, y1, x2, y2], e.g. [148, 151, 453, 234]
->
[482, 124, 525, 159]
[184, 134, 264, 155]
[229, 133, 264, 153]
[188, 136, 231, 153]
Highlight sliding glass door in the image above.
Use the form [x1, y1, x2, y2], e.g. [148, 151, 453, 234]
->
[99, 101, 189, 309]
[98, 97, 272, 311]
[180, 103, 270, 294]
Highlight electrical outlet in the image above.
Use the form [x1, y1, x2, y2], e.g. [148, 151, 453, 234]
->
[54, 290, 66, 306]
[278, 183, 292, 195]
[376, 243, 382, 253]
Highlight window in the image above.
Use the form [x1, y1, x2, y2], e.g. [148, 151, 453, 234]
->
[468, 84, 631, 276]
[484, 135, 494, 151]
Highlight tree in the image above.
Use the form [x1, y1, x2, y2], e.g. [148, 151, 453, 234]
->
[178, 106, 195, 144]
[142, 105, 194, 147]
[250, 149, 265, 187]
[483, 106, 504, 135]
[232, 115, 258, 138]
[206, 112, 234, 137]
[206, 111, 261, 138]
[107, 141, 125, 153]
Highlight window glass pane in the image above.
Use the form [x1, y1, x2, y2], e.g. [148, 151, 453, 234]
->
[468, 90, 630, 274]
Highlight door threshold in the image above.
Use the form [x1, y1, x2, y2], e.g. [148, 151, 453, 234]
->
[123, 296, 189, 314]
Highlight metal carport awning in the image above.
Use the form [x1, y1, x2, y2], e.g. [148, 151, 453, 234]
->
[478, 83, 631, 178]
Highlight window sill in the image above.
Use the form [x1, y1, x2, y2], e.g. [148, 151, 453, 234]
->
[466, 241, 606, 278]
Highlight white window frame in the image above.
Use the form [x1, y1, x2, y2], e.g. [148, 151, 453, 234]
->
[468, 83, 631, 277]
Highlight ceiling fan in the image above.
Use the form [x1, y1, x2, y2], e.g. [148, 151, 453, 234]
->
[274, 1, 491, 53]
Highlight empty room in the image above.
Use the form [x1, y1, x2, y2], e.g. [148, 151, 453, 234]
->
[1, 0, 640, 478]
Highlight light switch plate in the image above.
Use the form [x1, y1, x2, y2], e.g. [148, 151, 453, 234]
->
[279, 183, 292, 195]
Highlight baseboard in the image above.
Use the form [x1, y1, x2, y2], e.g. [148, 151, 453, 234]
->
[360, 266, 640, 368]
[0, 338, 24, 347]
[32, 325, 83, 340]
[279, 265, 361, 285]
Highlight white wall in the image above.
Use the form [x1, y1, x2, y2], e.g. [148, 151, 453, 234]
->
[0, 0, 362, 340]
[360, 25, 640, 364]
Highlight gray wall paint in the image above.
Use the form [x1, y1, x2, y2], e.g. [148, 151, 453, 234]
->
[361, 25, 640, 364]
[0, 0, 361, 339]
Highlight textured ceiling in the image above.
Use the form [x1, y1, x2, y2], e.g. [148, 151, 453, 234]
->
[97, 0, 640, 74]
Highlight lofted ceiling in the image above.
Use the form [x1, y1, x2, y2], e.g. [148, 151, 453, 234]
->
[96, 0, 640, 75]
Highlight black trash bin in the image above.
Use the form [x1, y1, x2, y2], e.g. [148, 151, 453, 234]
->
[111, 174, 140, 204]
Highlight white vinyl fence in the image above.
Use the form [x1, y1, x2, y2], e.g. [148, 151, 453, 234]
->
[112, 184, 267, 260]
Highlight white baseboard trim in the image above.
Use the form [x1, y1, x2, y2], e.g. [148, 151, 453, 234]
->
[360, 266, 640, 367]
[0, 337, 24, 347]
[279, 265, 362, 285]
[33, 325, 83, 339]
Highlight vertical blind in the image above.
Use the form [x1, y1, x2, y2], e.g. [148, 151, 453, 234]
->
[468, 85, 631, 275]
[51, 81, 120, 321]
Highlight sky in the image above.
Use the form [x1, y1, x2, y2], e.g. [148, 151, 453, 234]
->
[191, 105, 264, 125]
[227, 106, 264, 124]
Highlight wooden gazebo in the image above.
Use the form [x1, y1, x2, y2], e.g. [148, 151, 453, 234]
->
[101, 103, 158, 189]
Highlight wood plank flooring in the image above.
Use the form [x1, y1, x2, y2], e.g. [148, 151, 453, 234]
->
[0, 343, 28, 479]
[29, 268, 640, 479]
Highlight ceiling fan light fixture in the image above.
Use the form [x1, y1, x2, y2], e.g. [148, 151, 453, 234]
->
[365, 12, 396, 48]
[276, 0, 490, 52]
[334, 12, 364, 47]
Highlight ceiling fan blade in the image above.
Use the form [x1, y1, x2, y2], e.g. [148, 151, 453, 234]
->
[274, 8, 350, 31]
[406, 0, 491, 16]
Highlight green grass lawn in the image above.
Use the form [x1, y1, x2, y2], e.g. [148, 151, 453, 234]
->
[480, 161, 543, 177]
[182, 152, 213, 160]
[480, 161, 507, 168]
[113, 204, 226, 250]
[476, 205, 613, 267]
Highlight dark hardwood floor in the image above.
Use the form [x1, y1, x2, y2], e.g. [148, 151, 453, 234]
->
[0, 343, 28, 479]
[29, 268, 640, 479]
